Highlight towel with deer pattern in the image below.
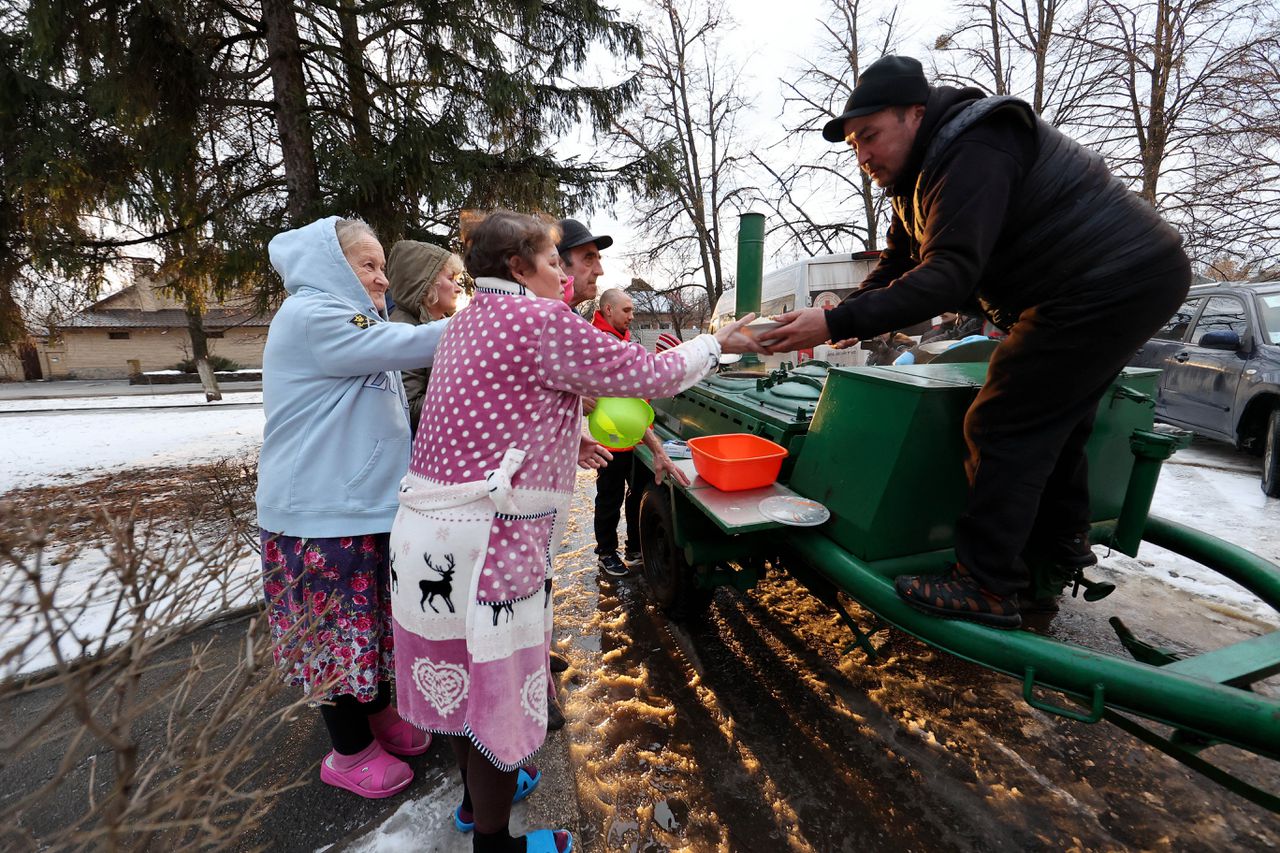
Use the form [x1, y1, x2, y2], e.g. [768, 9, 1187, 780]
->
[387, 495, 554, 770]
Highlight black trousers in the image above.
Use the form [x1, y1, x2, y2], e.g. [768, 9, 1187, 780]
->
[318, 680, 391, 755]
[956, 260, 1191, 597]
[594, 450, 640, 556]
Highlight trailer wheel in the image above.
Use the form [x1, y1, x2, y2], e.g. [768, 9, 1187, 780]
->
[1262, 408, 1280, 498]
[638, 483, 714, 621]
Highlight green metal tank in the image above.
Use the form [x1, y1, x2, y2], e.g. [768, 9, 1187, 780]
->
[637, 212, 1280, 812]
[786, 362, 1161, 561]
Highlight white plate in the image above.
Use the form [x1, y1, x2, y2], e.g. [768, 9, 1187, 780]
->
[745, 319, 783, 338]
[759, 495, 831, 527]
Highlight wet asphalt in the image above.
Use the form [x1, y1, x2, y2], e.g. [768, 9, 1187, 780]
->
[0, 608, 579, 852]
[2, 424, 1277, 851]
[549, 469, 1280, 853]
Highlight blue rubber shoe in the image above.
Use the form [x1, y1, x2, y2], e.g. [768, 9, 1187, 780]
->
[525, 829, 573, 853]
[513, 765, 542, 802]
[454, 765, 543, 832]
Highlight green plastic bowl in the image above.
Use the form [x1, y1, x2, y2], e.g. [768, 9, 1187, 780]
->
[588, 397, 654, 449]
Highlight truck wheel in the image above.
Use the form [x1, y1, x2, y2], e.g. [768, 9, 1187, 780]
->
[1263, 408, 1280, 498]
[638, 483, 714, 621]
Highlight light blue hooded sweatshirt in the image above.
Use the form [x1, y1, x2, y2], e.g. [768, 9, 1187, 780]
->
[256, 217, 447, 537]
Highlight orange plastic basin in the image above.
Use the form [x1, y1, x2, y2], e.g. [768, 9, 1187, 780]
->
[686, 433, 789, 492]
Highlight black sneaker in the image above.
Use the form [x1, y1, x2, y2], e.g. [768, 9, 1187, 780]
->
[547, 693, 566, 731]
[598, 553, 630, 577]
[623, 549, 643, 568]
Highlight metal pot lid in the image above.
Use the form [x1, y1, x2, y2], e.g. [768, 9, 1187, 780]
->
[759, 495, 830, 527]
[790, 362, 831, 378]
[755, 380, 822, 402]
[705, 374, 757, 393]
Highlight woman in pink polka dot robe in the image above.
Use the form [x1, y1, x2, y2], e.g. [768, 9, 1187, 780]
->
[388, 211, 762, 850]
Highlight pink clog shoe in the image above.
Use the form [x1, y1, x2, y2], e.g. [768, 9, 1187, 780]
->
[371, 707, 432, 757]
[319, 742, 412, 798]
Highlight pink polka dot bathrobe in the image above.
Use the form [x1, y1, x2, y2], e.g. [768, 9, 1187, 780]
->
[390, 276, 720, 769]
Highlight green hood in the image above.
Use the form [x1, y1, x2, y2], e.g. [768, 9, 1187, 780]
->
[387, 239, 452, 322]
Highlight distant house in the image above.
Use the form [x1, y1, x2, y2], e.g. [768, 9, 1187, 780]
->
[33, 268, 273, 380]
[624, 279, 705, 349]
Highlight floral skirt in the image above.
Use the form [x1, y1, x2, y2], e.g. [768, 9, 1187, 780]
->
[260, 529, 395, 702]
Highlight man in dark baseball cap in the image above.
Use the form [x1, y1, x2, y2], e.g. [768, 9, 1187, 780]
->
[765, 54, 1190, 630]
[820, 55, 930, 142]
[557, 218, 613, 308]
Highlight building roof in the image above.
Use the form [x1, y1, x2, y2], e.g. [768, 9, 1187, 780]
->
[59, 307, 270, 329]
[58, 272, 273, 330]
[625, 283, 677, 314]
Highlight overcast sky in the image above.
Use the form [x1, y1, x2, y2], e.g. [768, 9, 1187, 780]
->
[577, 0, 955, 296]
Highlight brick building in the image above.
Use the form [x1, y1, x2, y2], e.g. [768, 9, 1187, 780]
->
[25, 271, 273, 380]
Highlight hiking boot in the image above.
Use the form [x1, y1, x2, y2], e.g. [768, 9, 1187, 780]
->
[895, 563, 1022, 629]
[1028, 532, 1097, 571]
[623, 548, 643, 568]
[598, 552, 630, 577]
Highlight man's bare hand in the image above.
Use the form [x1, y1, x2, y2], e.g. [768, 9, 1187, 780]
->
[761, 307, 833, 353]
[578, 435, 612, 469]
[714, 313, 769, 355]
[640, 431, 690, 487]
[830, 337, 859, 349]
[652, 450, 691, 487]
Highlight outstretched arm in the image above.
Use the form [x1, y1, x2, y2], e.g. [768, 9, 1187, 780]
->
[537, 310, 763, 400]
[308, 305, 447, 376]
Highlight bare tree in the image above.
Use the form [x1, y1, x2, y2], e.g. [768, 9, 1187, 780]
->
[931, 0, 1111, 126]
[0, 456, 330, 850]
[761, 0, 901, 256]
[1074, 0, 1280, 267]
[627, 277, 710, 338]
[610, 0, 757, 310]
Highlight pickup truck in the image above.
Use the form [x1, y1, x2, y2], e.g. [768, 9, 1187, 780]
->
[1129, 278, 1280, 496]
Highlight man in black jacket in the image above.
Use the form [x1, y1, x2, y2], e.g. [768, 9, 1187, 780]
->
[766, 55, 1190, 629]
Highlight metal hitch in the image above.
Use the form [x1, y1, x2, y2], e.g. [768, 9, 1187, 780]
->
[1071, 570, 1115, 601]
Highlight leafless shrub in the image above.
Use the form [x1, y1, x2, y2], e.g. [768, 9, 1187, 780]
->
[186, 454, 261, 553]
[0, 484, 331, 850]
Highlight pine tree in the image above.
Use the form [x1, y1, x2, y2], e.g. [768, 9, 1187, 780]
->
[4, 0, 644, 356]
[277, 0, 644, 243]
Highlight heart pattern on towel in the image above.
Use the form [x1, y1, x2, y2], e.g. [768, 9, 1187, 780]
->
[520, 669, 548, 726]
[412, 657, 469, 717]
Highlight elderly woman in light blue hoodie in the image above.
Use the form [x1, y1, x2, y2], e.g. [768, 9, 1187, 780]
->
[257, 216, 445, 799]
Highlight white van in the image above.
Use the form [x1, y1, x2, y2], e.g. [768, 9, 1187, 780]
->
[710, 251, 880, 365]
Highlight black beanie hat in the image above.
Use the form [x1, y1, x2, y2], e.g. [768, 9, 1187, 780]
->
[821, 55, 930, 143]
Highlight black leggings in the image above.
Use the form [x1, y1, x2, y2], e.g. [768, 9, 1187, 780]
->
[449, 735, 518, 836]
[319, 681, 391, 755]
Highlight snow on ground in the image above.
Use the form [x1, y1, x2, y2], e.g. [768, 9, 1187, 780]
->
[0, 402, 266, 676]
[0, 405, 265, 492]
[0, 544, 260, 677]
[335, 779, 532, 853]
[1100, 437, 1279, 623]
[0, 391, 263, 412]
